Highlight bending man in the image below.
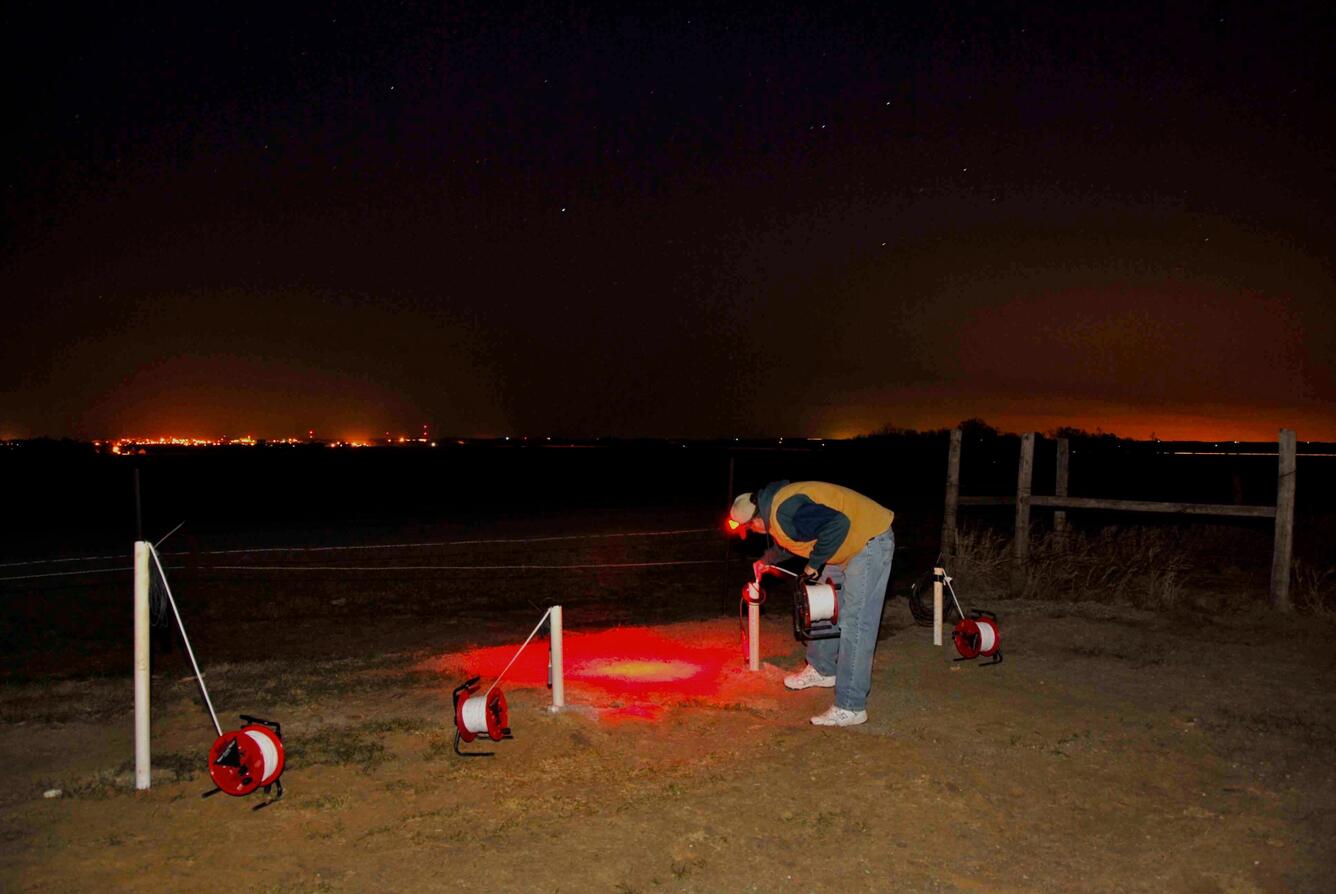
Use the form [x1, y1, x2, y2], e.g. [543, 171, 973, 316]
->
[730, 480, 894, 727]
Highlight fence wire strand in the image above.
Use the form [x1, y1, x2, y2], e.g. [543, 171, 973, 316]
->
[0, 527, 727, 583]
[193, 559, 720, 572]
[0, 526, 716, 570]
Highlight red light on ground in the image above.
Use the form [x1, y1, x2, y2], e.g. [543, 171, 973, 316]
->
[436, 626, 754, 721]
[577, 658, 700, 683]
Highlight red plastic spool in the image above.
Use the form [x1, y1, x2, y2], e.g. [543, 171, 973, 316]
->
[455, 687, 509, 743]
[952, 613, 1001, 660]
[207, 724, 285, 796]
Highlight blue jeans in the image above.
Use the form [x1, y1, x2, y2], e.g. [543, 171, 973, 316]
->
[806, 527, 894, 711]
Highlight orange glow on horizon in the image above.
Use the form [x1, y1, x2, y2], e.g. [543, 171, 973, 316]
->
[820, 400, 1336, 443]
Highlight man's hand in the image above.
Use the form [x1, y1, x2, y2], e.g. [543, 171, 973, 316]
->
[802, 565, 821, 583]
[752, 560, 768, 581]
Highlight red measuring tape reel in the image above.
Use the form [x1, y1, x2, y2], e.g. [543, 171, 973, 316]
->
[952, 609, 1002, 666]
[204, 715, 285, 809]
[791, 577, 840, 641]
[452, 676, 512, 757]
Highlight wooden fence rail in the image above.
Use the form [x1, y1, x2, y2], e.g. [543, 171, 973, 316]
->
[941, 428, 1298, 610]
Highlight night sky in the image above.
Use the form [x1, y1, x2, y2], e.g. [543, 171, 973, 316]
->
[3, 2, 1333, 441]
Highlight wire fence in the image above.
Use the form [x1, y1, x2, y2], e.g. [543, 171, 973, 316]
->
[0, 527, 723, 583]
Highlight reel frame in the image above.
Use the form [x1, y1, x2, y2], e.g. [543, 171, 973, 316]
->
[452, 676, 513, 758]
[952, 608, 1003, 667]
[201, 714, 286, 811]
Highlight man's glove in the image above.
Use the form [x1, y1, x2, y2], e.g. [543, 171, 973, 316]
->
[752, 560, 769, 581]
[802, 565, 821, 584]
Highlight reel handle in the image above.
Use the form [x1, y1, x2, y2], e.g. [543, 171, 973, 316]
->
[239, 714, 282, 739]
[451, 676, 482, 707]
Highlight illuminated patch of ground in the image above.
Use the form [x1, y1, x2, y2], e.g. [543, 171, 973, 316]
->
[575, 658, 699, 683]
[424, 623, 792, 722]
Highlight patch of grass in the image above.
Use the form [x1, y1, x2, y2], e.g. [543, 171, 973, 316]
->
[381, 779, 425, 795]
[200, 663, 440, 712]
[38, 749, 201, 800]
[1205, 708, 1336, 748]
[305, 793, 350, 811]
[288, 724, 388, 771]
[1062, 644, 1164, 668]
[783, 808, 844, 830]
[36, 771, 122, 800]
[0, 677, 128, 724]
[407, 826, 468, 845]
[361, 716, 428, 735]
[303, 821, 344, 841]
[949, 527, 1012, 589]
[150, 750, 204, 781]
[1292, 559, 1336, 615]
[285, 716, 431, 775]
[422, 731, 472, 763]
[356, 824, 394, 842]
[953, 524, 1190, 608]
[262, 879, 336, 894]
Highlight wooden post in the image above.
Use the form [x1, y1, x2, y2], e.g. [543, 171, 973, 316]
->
[942, 428, 962, 558]
[932, 566, 945, 646]
[1269, 429, 1296, 611]
[1011, 433, 1035, 593]
[1054, 437, 1069, 535]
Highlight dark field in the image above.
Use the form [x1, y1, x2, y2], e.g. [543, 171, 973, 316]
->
[3, 439, 1335, 891]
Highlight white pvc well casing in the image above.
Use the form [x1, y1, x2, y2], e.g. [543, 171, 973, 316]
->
[748, 600, 760, 671]
[549, 605, 564, 709]
[133, 542, 151, 790]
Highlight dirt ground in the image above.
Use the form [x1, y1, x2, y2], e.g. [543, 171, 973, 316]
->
[4, 582, 1336, 894]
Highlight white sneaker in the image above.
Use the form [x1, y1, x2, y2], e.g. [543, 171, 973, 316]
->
[810, 705, 868, 727]
[784, 664, 836, 690]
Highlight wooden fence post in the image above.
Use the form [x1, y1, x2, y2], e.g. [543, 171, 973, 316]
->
[933, 566, 945, 646]
[1054, 437, 1069, 535]
[1011, 433, 1035, 593]
[1269, 429, 1296, 611]
[942, 428, 962, 558]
